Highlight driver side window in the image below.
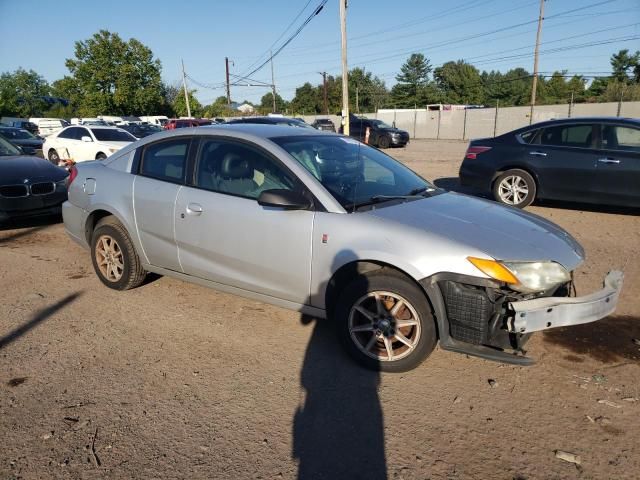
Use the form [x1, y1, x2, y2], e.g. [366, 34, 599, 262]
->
[194, 138, 296, 199]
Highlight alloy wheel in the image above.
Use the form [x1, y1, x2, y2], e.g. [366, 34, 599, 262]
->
[348, 291, 421, 362]
[95, 234, 124, 282]
[498, 175, 529, 205]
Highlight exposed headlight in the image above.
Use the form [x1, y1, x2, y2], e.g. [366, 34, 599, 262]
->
[468, 257, 570, 293]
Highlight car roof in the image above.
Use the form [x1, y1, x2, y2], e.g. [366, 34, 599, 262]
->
[529, 116, 640, 128]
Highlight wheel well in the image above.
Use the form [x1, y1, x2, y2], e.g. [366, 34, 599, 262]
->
[84, 210, 115, 244]
[48, 148, 57, 156]
[324, 260, 420, 317]
[95, 152, 106, 159]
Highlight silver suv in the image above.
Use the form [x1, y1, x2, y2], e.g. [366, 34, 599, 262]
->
[62, 125, 623, 372]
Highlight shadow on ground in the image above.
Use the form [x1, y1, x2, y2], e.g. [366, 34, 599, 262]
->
[0, 291, 83, 349]
[0, 214, 61, 244]
[543, 315, 640, 364]
[432, 177, 489, 197]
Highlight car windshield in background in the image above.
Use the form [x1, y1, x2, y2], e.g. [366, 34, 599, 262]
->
[0, 136, 21, 156]
[0, 128, 36, 140]
[91, 128, 136, 142]
[371, 120, 393, 129]
[273, 135, 433, 210]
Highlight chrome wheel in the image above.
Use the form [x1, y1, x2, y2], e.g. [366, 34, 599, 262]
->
[348, 291, 421, 362]
[95, 234, 124, 282]
[498, 175, 529, 205]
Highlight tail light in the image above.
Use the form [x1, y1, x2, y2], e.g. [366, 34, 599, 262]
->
[66, 165, 78, 187]
[465, 146, 492, 159]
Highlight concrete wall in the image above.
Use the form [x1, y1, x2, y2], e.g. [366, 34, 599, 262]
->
[297, 102, 640, 140]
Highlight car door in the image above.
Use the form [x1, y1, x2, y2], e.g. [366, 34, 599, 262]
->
[75, 127, 97, 161]
[528, 123, 601, 202]
[59, 127, 83, 160]
[174, 136, 314, 304]
[132, 136, 193, 272]
[594, 123, 640, 207]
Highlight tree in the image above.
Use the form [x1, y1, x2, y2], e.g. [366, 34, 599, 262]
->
[289, 82, 320, 114]
[0, 68, 50, 117]
[483, 68, 532, 106]
[172, 89, 202, 117]
[204, 96, 235, 118]
[392, 53, 432, 107]
[433, 60, 484, 104]
[610, 49, 640, 83]
[260, 91, 287, 113]
[348, 68, 389, 113]
[63, 30, 165, 116]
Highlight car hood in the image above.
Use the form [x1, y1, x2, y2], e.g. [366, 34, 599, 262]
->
[0, 155, 67, 183]
[365, 192, 584, 270]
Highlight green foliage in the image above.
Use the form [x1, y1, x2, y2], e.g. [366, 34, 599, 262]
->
[62, 30, 165, 116]
[204, 96, 235, 118]
[434, 60, 484, 104]
[610, 49, 640, 83]
[289, 82, 319, 114]
[0, 68, 51, 117]
[172, 89, 202, 117]
[601, 80, 640, 102]
[391, 53, 433, 107]
[260, 91, 288, 114]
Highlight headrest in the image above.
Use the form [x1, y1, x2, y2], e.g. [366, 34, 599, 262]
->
[221, 152, 251, 179]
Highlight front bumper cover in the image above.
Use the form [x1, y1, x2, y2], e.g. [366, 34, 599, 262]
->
[508, 270, 623, 334]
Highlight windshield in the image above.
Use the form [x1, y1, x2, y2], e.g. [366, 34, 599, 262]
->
[91, 128, 136, 142]
[0, 136, 21, 156]
[273, 135, 432, 210]
[370, 120, 394, 129]
[0, 128, 36, 139]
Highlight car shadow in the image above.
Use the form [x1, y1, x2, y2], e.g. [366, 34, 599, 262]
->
[432, 176, 490, 198]
[0, 214, 62, 239]
[0, 291, 83, 349]
[293, 254, 387, 480]
[543, 315, 640, 364]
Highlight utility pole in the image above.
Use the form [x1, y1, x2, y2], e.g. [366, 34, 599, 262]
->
[355, 86, 359, 114]
[319, 72, 328, 115]
[225, 57, 231, 108]
[340, 0, 349, 135]
[181, 59, 192, 118]
[270, 50, 277, 113]
[529, 0, 545, 124]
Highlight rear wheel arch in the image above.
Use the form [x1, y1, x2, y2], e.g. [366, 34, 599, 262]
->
[85, 210, 122, 245]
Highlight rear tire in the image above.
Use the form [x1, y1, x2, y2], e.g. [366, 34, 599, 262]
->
[96, 152, 107, 160]
[48, 149, 60, 165]
[492, 169, 536, 208]
[335, 271, 437, 372]
[91, 217, 146, 290]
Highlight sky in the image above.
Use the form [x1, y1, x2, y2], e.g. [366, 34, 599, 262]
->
[1, 0, 639, 106]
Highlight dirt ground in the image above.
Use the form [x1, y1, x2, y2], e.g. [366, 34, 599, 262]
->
[1, 139, 639, 480]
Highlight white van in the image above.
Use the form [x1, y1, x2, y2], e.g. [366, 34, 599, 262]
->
[98, 115, 125, 125]
[140, 115, 169, 127]
[29, 118, 70, 137]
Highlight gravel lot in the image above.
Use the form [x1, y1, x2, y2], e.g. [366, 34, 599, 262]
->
[1, 139, 639, 480]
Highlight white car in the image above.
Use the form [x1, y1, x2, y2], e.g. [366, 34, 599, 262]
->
[43, 125, 136, 164]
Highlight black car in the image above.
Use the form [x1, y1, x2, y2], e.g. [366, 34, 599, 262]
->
[0, 127, 44, 156]
[6, 120, 39, 135]
[120, 123, 163, 138]
[0, 136, 68, 222]
[311, 118, 336, 132]
[459, 117, 640, 209]
[340, 116, 410, 148]
[225, 116, 315, 129]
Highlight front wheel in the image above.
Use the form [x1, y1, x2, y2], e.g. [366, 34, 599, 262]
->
[378, 135, 390, 149]
[335, 272, 437, 372]
[91, 217, 146, 290]
[48, 149, 60, 165]
[493, 169, 536, 208]
[96, 152, 107, 160]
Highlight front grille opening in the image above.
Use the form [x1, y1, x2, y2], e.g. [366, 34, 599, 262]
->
[30, 182, 55, 195]
[0, 185, 29, 197]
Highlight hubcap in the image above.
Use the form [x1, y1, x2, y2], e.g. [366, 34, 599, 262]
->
[498, 175, 528, 205]
[95, 234, 124, 282]
[348, 291, 421, 362]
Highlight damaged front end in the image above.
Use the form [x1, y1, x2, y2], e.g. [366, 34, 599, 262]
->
[420, 270, 624, 365]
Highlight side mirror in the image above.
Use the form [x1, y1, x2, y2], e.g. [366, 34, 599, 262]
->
[81, 136, 92, 142]
[258, 189, 312, 210]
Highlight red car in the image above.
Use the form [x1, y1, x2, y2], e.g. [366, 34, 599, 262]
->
[164, 119, 201, 130]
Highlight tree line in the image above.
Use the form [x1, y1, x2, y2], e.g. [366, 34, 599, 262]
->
[1, 29, 639, 120]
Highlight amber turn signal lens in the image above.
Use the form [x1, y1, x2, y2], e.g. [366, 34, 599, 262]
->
[467, 257, 519, 284]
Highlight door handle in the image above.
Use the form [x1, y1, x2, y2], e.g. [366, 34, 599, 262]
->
[186, 203, 203, 215]
[529, 151, 547, 157]
[598, 158, 620, 165]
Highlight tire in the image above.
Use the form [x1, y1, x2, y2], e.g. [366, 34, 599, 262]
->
[90, 217, 146, 290]
[48, 149, 60, 165]
[95, 152, 107, 160]
[378, 135, 390, 149]
[334, 271, 437, 372]
[492, 169, 536, 208]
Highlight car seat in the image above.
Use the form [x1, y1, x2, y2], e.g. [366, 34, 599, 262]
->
[217, 151, 258, 196]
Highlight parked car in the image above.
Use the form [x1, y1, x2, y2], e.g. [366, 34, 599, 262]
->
[0, 127, 44, 155]
[0, 136, 68, 223]
[340, 117, 410, 148]
[311, 118, 336, 132]
[0, 118, 39, 135]
[43, 125, 136, 165]
[226, 116, 315, 129]
[459, 117, 640, 208]
[164, 118, 201, 130]
[140, 116, 169, 127]
[62, 124, 622, 372]
[30, 118, 70, 137]
[120, 123, 163, 138]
